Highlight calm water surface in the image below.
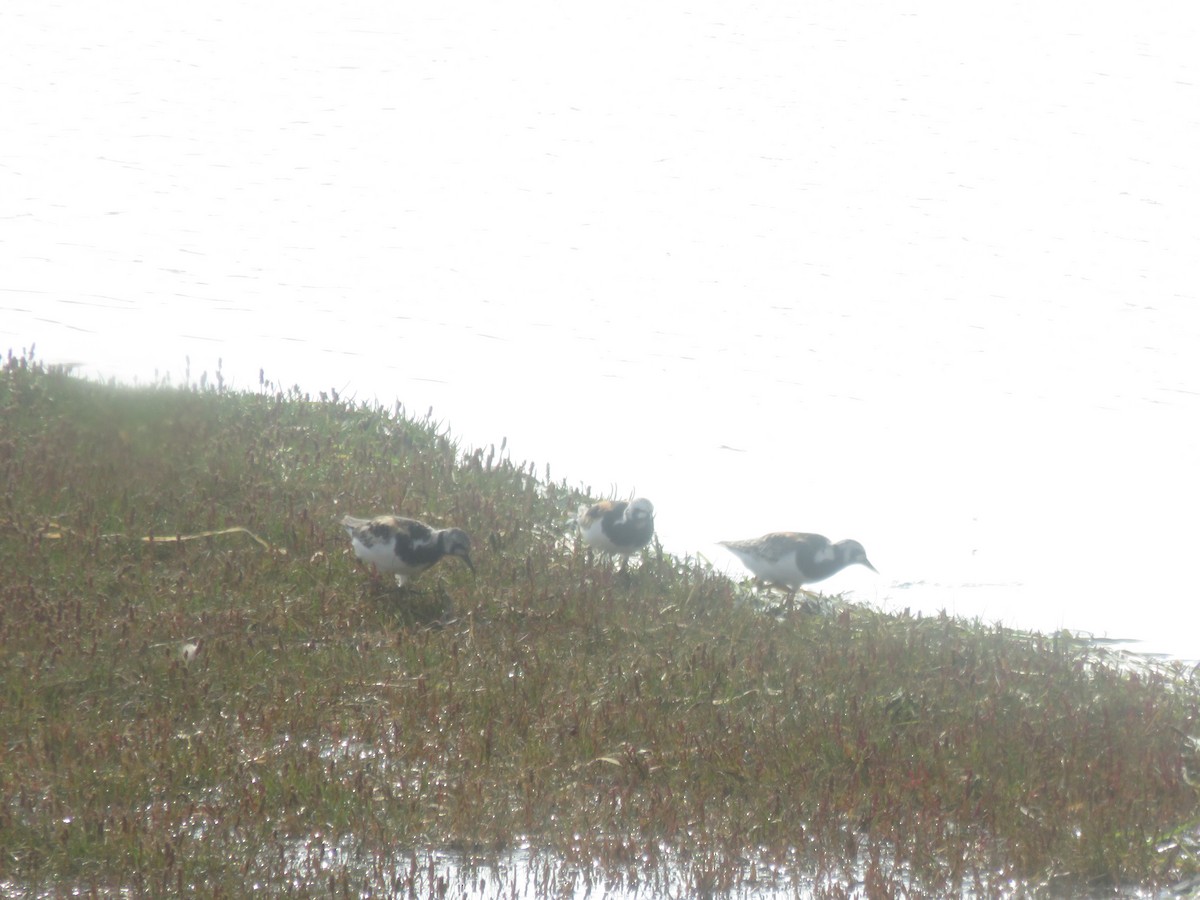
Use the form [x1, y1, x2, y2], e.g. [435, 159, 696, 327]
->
[3, 0, 1199, 658]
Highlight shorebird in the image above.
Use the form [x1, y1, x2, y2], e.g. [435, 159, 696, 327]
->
[576, 497, 655, 570]
[719, 531, 875, 606]
[341, 514, 473, 587]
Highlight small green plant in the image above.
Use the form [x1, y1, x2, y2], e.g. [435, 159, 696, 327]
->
[2, 347, 1199, 897]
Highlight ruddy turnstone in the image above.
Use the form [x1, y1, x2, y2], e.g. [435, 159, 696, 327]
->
[341, 515, 474, 587]
[576, 497, 655, 567]
[719, 532, 876, 603]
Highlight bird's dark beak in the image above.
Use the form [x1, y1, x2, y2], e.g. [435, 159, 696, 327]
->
[460, 552, 475, 574]
[864, 560, 878, 573]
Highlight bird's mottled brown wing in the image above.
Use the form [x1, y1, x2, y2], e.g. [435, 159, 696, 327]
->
[578, 500, 620, 529]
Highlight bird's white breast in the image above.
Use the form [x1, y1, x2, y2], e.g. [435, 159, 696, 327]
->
[578, 516, 622, 553]
[351, 535, 413, 576]
[726, 546, 804, 588]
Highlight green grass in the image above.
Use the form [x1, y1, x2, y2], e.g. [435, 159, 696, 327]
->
[3, 348, 1199, 897]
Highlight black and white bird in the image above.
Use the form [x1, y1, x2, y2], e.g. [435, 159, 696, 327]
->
[576, 497, 655, 567]
[341, 515, 474, 587]
[719, 531, 876, 603]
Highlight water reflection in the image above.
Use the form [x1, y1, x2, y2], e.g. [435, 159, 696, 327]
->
[277, 834, 1187, 898]
[279, 836, 937, 898]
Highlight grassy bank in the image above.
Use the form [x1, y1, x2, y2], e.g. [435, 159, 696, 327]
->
[2, 349, 1199, 897]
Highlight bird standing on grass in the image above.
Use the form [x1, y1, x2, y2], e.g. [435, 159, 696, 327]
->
[719, 531, 875, 607]
[341, 515, 473, 587]
[576, 497, 655, 571]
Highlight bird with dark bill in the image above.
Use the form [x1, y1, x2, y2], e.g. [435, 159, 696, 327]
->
[576, 497, 655, 568]
[341, 514, 473, 587]
[719, 531, 876, 605]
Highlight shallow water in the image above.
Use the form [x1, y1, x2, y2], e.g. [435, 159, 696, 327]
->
[3, 0, 1199, 658]
[277, 834, 1172, 899]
